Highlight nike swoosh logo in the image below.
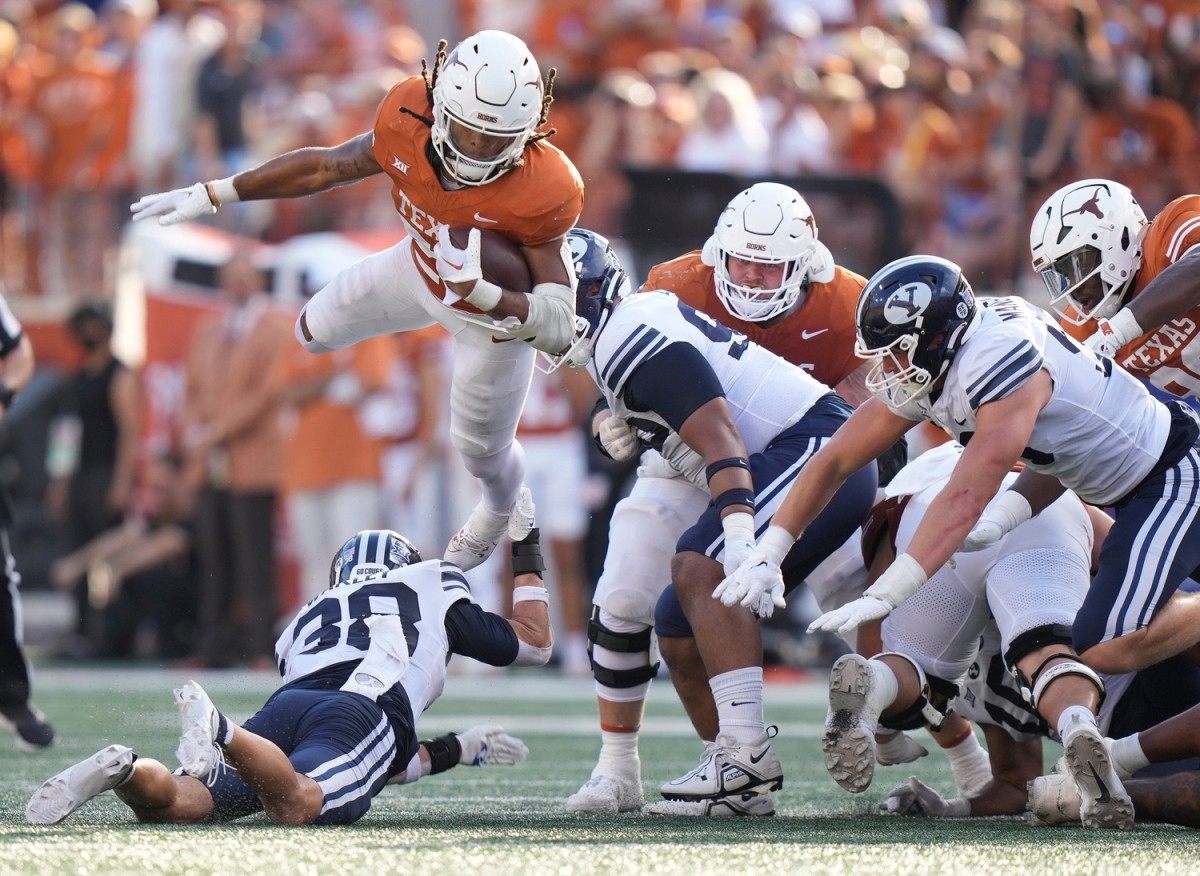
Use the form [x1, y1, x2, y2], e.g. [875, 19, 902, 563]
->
[1088, 764, 1112, 803]
[730, 700, 755, 708]
[749, 750, 768, 764]
[490, 336, 517, 344]
[801, 329, 829, 339]
[443, 257, 464, 271]
[474, 212, 498, 224]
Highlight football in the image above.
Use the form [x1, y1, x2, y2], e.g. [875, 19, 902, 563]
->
[448, 227, 533, 294]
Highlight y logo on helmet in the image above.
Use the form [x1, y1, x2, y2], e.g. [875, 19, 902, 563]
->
[884, 282, 932, 325]
[569, 235, 589, 273]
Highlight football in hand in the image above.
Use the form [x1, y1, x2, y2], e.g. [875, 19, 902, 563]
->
[448, 227, 533, 294]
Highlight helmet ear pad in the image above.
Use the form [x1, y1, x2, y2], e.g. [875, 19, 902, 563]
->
[700, 235, 720, 268]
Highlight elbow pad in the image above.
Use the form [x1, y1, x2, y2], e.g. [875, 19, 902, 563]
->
[511, 282, 576, 354]
[512, 638, 553, 667]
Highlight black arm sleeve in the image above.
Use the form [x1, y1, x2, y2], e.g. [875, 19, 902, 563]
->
[445, 601, 520, 667]
[621, 344, 725, 432]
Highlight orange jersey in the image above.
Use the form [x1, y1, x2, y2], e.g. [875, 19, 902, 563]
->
[28, 54, 116, 191]
[644, 251, 865, 388]
[1063, 195, 1200, 397]
[371, 77, 584, 313]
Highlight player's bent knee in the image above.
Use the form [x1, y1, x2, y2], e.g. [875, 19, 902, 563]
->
[588, 607, 659, 694]
[875, 652, 954, 732]
[263, 777, 324, 826]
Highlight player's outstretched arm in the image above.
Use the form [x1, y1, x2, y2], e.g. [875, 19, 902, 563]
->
[131, 133, 382, 226]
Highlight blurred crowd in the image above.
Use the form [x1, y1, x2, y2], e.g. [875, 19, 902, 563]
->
[2, 0, 1200, 668]
[1, 0, 1198, 299]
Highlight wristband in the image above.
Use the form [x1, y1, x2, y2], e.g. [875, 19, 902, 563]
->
[757, 525, 796, 566]
[512, 585, 549, 605]
[714, 487, 756, 514]
[705, 457, 751, 482]
[420, 733, 463, 775]
[465, 278, 503, 312]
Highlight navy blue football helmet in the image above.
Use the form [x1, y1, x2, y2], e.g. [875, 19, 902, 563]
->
[855, 255, 978, 405]
[541, 228, 631, 371]
[329, 530, 421, 589]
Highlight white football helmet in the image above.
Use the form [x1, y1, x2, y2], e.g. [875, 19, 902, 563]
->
[431, 30, 543, 187]
[1030, 179, 1148, 325]
[701, 182, 835, 322]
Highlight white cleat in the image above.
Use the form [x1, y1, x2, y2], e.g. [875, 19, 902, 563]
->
[1061, 717, 1134, 829]
[648, 791, 776, 817]
[565, 774, 644, 814]
[26, 744, 135, 825]
[660, 731, 783, 801]
[445, 486, 536, 571]
[1026, 773, 1082, 826]
[822, 654, 882, 793]
[174, 680, 223, 781]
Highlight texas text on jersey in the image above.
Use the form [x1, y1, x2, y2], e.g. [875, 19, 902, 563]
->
[1062, 195, 1200, 397]
[373, 78, 584, 316]
[644, 252, 865, 389]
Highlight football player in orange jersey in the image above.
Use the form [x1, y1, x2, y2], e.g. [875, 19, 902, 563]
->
[130, 31, 584, 573]
[1031, 178, 1200, 400]
[567, 184, 904, 816]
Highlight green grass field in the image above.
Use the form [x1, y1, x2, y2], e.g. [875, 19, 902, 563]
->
[3, 666, 1199, 875]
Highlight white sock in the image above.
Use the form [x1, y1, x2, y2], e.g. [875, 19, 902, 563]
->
[1109, 733, 1150, 779]
[865, 659, 899, 719]
[943, 727, 992, 797]
[595, 729, 640, 778]
[711, 666, 764, 743]
[1056, 704, 1098, 741]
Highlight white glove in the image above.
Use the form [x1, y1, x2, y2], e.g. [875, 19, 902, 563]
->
[130, 182, 217, 225]
[875, 730, 929, 766]
[806, 594, 891, 636]
[455, 725, 529, 766]
[434, 225, 482, 286]
[721, 511, 756, 577]
[881, 777, 969, 817]
[713, 560, 785, 618]
[713, 525, 793, 618]
[959, 490, 1032, 553]
[597, 415, 639, 461]
[1084, 308, 1142, 359]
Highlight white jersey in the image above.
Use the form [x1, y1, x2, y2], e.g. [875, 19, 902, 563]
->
[274, 558, 473, 716]
[588, 291, 831, 477]
[888, 296, 1171, 507]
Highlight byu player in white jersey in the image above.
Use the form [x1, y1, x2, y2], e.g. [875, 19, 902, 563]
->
[26, 530, 552, 827]
[828, 442, 1133, 827]
[551, 229, 876, 815]
[719, 255, 1200, 825]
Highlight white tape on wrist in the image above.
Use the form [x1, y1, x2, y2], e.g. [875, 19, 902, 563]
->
[512, 585, 549, 605]
[208, 176, 240, 205]
[992, 489, 1033, 531]
[721, 511, 756, 542]
[864, 552, 927, 609]
[757, 525, 796, 566]
[1107, 308, 1144, 347]
[465, 278, 503, 312]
